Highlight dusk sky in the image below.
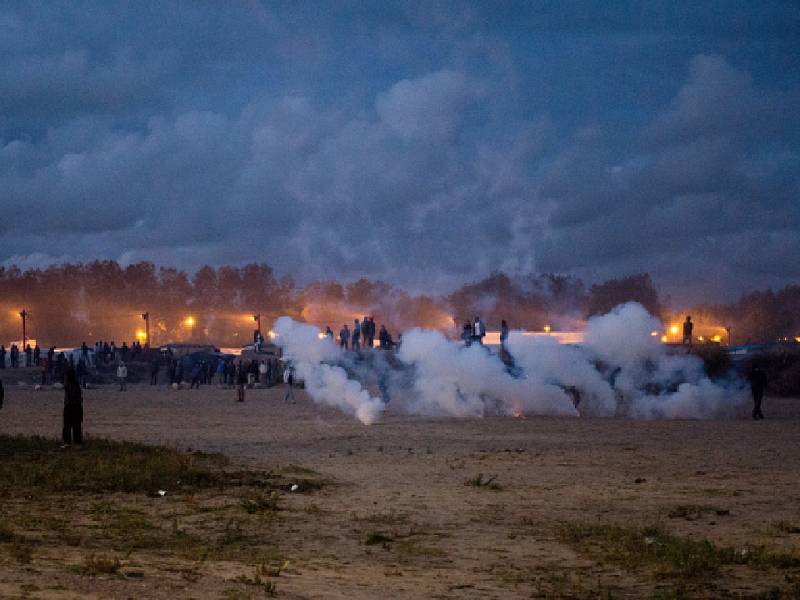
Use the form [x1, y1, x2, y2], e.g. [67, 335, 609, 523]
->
[1, 1, 799, 304]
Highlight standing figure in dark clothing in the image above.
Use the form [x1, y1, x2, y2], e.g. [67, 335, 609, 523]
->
[76, 358, 87, 389]
[682, 316, 694, 346]
[190, 363, 201, 389]
[150, 358, 159, 385]
[235, 361, 247, 402]
[24, 344, 32, 367]
[351, 319, 361, 351]
[62, 367, 83, 445]
[0, 345, 5, 369]
[33, 344, 41, 366]
[461, 321, 472, 346]
[749, 366, 768, 420]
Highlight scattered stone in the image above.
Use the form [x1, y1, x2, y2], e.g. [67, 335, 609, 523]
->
[634, 477, 647, 484]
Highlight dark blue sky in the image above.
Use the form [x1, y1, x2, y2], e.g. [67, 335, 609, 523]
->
[1, 1, 799, 303]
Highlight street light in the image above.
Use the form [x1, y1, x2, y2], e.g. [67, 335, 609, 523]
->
[543, 324, 551, 334]
[141, 312, 150, 346]
[19, 309, 29, 348]
[184, 316, 195, 340]
[253, 313, 261, 334]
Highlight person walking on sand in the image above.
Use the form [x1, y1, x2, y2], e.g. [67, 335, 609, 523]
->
[62, 367, 83, 446]
[283, 364, 295, 403]
[117, 361, 128, 391]
[749, 365, 768, 420]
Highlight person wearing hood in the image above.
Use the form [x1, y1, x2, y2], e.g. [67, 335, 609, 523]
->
[62, 367, 83, 446]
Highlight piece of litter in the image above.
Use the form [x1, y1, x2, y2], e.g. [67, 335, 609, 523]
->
[290, 484, 299, 492]
[158, 490, 167, 496]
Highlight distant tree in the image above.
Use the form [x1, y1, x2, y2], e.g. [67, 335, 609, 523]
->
[587, 273, 661, 318]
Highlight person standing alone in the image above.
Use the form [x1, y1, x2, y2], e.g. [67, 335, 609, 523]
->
[117, 361, 128, 391]
[749, 365, 768, 420]
[62, 367, 83, 446]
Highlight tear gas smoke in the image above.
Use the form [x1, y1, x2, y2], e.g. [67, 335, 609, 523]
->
[272, 317, 385, 425]
[273, 303, 747, 424]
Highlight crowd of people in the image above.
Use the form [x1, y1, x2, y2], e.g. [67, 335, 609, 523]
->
[333, 316, 402, 351]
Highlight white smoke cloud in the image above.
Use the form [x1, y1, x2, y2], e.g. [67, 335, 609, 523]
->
[272, 316, 385, 425]
[397, 328, 577, 418]
[272, 302, 747, 424]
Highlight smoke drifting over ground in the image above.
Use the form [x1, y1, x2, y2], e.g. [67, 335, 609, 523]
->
[273, 303, 747, 425]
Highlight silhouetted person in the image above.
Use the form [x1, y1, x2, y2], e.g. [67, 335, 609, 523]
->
[749, 366, 768, 420]
[33, 344, 41, 366]
[76, 358, 87, 389]
[500, 320, 509, 348]
[325, 326, 334, 341]
[461, 321, 472, 346]
[190, 363, 201, 389]
[339, 324, 350, 350]
[0, 345, 5, 369]
[352, 319, 361, 351]
[24, 344, 32, 367]
[683, 316, 694, 346]
[62, 367, 83, 446]
[150, 358, 159, 385]
[236, 361, 247, 402]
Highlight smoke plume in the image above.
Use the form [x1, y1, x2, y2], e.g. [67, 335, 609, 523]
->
[272, 303, 747, 424]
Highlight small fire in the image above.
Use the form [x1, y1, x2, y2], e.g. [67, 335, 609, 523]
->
[511, 408, 526, 419]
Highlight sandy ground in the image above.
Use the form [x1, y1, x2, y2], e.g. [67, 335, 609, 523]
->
[1, 382, 800, 599]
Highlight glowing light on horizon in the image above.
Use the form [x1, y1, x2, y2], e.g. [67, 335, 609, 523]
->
[543, 324, 551, 333]
[661, 335, 668, 343]
[184, 316, 195, 328]
[135, 329, 147, 341]
[650, 330, 659, 337]
[670, 325, 679, 335]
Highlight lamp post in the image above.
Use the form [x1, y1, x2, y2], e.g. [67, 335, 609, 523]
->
[19, 309, 29, 348]
[725, 326, 732, 347]
[253, 313, 261, 334]
[141, 312, 150, 347]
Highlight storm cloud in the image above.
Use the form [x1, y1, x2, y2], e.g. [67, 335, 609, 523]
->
[1, 2, 798, 303]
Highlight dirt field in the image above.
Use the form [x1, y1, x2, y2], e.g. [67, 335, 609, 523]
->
[1, 381, 799, 599]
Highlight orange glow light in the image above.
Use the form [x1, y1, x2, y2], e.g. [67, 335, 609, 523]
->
[184, 316, 195, 328]
[669, 325, 679, 335]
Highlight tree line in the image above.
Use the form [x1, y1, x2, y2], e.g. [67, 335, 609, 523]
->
[0, 261, 796, 347]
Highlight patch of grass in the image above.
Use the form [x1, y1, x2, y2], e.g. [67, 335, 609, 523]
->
[0, 435, 229, 494]
[71, 553, 122, 576]
[665, 504, 728, 520]
[365, 532, 393, 545]
[7, 540, 34, 564]
[240, 491, 282, 514]
[237, 566, 281, 597]
[773, 521, 800, 535]
[561, 522, 800, 579]
[464, 473, 502, 490]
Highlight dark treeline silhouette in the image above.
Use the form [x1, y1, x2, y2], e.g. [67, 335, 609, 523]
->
[0, 261, 797, 347]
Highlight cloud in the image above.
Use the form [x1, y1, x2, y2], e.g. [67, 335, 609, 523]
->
[0, 3, 798, 303]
